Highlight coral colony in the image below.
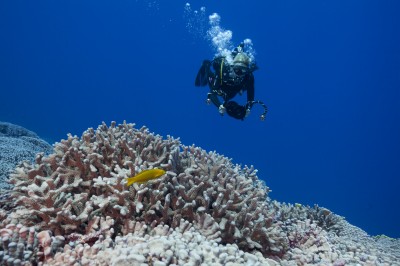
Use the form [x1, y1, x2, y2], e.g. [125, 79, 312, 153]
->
[0, 121, 399, 265]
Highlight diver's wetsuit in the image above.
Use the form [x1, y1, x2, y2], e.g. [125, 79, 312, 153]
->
[206, 56, 255, 109]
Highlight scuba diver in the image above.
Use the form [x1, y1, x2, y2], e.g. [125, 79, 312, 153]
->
[195, 43, 267, 121]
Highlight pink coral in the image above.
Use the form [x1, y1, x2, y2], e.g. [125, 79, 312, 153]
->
[2, 121, 287, 258]
[1, 121, 399, 265]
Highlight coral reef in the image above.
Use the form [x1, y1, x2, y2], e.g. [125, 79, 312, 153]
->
[3, 121, 287, 257]
[0, 121, 399, 265]
[44, 218, 278, 266]
[0, 122, 53, 192]
[0, 122, 40, 138]
[0, 223, 65, 265]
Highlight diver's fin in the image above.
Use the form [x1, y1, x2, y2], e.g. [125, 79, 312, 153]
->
[195, 60, 211, 87]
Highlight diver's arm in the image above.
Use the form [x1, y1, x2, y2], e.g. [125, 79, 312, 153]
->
[246, 74, 255, 106]
[207, 91, 222, 108]
[212, 56, 224, 72]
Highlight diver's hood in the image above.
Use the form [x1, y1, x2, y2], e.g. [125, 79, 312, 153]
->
[233, 52, 250, 68]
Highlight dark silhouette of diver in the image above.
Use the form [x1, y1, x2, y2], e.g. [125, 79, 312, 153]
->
[195, 43, 267, 120]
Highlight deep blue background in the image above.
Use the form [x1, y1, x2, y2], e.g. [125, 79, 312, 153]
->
[1, 0, 399, 238]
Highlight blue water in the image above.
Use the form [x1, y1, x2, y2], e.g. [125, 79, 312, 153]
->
[1, 0, 399, 238]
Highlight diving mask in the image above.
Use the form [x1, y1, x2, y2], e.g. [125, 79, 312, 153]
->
[233, 66, 248, 77]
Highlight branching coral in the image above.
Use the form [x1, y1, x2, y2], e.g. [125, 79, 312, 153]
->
[5, 122, 179, 235]
[45, 219, 278, 266]
[1, 121, 398, 265]
[2, 121, 287, 259]
[0, 223, 65, 265]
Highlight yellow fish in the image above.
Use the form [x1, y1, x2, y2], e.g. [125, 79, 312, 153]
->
[125, 169, 166, 187]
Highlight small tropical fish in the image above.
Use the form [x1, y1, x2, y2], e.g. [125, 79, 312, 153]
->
[125, 169, 166, 187]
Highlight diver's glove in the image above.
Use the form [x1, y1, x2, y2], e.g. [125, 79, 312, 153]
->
[245, 101, 253, 118]
[219, 105, 226, 115]
[245, 108, 251, 118]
